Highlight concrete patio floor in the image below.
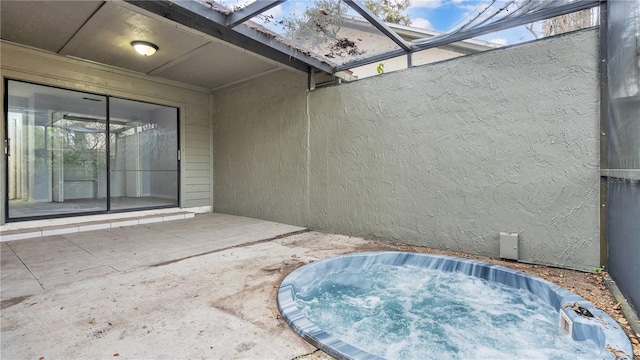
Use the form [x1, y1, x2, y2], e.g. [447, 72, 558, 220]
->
[0, 213, 383, 359]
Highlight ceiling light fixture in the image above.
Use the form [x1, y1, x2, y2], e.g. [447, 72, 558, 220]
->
[131, 41, 158, 56]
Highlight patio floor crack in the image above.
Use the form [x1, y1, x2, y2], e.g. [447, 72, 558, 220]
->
[147, 229, 309, 268]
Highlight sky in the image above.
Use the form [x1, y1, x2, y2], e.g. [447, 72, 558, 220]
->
[404, 0, 542, 45]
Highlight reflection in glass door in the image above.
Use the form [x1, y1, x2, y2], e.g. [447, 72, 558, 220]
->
[6, 80, 108, 219]
[109, 98, 179, 211]
[5, 80, 179, 221]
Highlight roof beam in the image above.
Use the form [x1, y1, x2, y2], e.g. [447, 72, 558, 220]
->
[344, 0, 411, 52]
[412, 0, 600, 52]
[335, 48, 407, 72]
[126, 0, 335, 74]
[126, 0, 227, 26]
[227, 0, 285, 28]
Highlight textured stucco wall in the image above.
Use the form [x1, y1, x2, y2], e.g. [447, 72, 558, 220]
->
[309, 28, 600, 270]
[211, 70, 308, 226]
[211, 29, 600, 270]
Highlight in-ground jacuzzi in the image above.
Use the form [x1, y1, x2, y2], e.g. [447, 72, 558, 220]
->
[278, 252, 632, 360]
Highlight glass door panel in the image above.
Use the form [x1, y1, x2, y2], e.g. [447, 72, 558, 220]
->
[109, 98, 178, 211]
[6, 80, 108, 219]
[5, 81, 179, 221]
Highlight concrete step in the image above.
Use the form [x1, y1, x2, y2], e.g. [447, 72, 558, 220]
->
[0, 212, 196, 242]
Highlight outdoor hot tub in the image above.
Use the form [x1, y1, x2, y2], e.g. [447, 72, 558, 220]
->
[278, 252, 632, 360]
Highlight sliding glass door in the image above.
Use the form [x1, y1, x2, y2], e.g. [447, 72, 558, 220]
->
[109, 98, 179, 210]
[6, 81, 108, 219]
[5, 80, 179, 221]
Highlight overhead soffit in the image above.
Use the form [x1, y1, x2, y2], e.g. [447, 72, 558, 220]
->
[59, 2, 212, 75]
[152, 42, 278, 89]
[0, 0, 284, 91]
[0, 1, 104, 53]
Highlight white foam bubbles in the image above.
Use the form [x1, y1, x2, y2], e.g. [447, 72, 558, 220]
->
[295, 263, 606, 360]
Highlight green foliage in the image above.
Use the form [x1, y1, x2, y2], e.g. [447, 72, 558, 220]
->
[592, 265, 605, 274]
[277, 0, 413, 59]
[376, 62, 385, 74]
[49, 125, 107, 166]
[281, 0, 348, 40]
[363, 0, 412, 26]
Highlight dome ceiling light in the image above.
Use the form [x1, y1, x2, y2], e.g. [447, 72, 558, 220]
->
[131, 41, 158, 56]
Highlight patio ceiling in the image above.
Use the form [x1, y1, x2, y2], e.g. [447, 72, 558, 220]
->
[1, 0, 601, 91]
[0, 0, 288, 91]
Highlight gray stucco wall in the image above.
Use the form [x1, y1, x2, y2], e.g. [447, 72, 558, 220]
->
[309, 29, 600, 270]
[212, 70, 308, 226]
[212, 29, 601, 271]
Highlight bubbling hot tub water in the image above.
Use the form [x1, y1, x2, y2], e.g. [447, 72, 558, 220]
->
[277, 252, 632, 360]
